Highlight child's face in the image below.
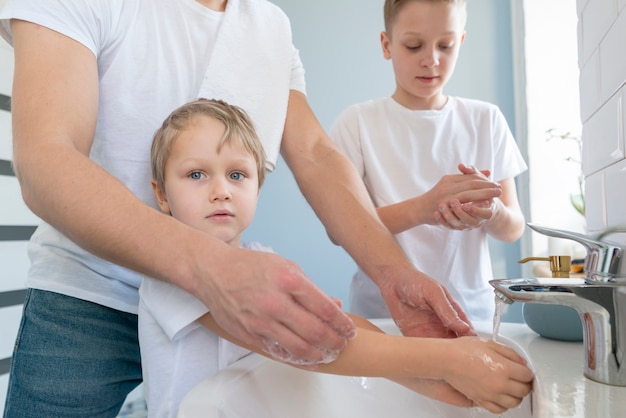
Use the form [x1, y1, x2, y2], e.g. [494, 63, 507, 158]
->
[153, 115, 260, 247]
[381, 1, 465, 110]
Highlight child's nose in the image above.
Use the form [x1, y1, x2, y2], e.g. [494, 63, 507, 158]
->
[210, 179, 232, 201]
[420, 47, 439, 68]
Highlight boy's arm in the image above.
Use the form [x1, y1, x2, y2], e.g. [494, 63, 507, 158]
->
[198, 312, 533, 414]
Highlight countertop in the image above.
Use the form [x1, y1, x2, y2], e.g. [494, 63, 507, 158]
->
[492, 322, 626, 417]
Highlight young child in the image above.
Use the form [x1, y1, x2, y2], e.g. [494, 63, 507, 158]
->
[329, 0, 527, 322]
[138, 98, 532, 417]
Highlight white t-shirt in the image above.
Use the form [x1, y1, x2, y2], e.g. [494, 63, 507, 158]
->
[138, 241, 273, 418]
[330, 96, 527, 322]
[0, 0, 306, 313]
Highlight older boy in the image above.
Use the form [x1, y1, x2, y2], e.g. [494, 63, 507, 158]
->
[330, 0, 527, 321]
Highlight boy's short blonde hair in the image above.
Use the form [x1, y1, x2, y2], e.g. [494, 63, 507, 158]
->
[383, 0, 467, 35]
[151, 98, 267, 193]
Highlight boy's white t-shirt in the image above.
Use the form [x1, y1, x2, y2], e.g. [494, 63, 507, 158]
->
[0, 0, 306, 314]
[139, 241, 273, 418]
[330, 96, 527, 322]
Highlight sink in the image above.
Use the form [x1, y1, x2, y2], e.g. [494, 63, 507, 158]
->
[177, 319, 533, 418]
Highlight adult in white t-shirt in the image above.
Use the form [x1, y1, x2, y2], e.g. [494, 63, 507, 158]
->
[0, 0, 478, 415]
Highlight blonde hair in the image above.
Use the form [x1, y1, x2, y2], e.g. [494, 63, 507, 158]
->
[151, 98, 267, 193]
[383, 0, 467, 35]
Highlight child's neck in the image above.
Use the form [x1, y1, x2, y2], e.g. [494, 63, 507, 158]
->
[392, 92, 448, 111]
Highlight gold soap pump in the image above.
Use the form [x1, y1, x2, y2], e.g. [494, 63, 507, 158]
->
[518, 255, 571, 278]
[516, 254, 583, 342]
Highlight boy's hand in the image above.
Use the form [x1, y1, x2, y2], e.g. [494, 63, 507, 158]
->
[443, 337, 534, 414]
[393, 377, 474, 408]
[433, 164, 500, 230]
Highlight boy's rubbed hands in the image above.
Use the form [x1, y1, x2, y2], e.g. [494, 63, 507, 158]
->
[432, 163, 501, 230]
[443, 337, 534, 414]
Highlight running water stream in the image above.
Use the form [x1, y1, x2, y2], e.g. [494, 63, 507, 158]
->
[492, 295, 507, 342]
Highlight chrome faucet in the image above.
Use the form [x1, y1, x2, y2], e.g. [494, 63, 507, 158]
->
[490, 223, 626, 386]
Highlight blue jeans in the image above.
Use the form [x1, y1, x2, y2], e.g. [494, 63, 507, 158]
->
[3, 289, 142, 418]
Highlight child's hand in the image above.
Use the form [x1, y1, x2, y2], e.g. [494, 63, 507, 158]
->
[433, 164, 500, 230]
[393, 376, 474, 408]
[442, 337, 534, 414]
[434, 197, 500, 230]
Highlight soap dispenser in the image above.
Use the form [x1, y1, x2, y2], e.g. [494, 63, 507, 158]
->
[518, 255, 572, 278]
[517, 255, 583, 341]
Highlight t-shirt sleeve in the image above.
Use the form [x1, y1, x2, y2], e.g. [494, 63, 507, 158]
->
[0, 0, 117, 57]
[491, 106, 528, 182]
[289, 45, 306, 95]
[329, 105, 366, 177]
[140, 241, 276, 342]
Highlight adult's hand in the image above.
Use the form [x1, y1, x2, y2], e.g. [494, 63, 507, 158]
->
[378, 267, 477, 338]
[192, 245, 356, 366]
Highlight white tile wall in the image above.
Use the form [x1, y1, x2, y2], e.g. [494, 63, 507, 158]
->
[584, 169, 607, 231]
[578, 47, 601, 121]
[578, 0, 618, 65]
[0, 242, 29, 293]
[581, 88, 624, 175]
[577, 0, 626, 240]
[600, 9, 626, 99]
[605, 159, 626, 226]
[0, 111, 10, 159]
[0, 178, 39, 225]
[0, 43, 13, 95]
[0, 25, 28, 414]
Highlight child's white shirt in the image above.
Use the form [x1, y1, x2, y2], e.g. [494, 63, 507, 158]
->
[139, 241, 274, 418]
[330, 96, 527, 322]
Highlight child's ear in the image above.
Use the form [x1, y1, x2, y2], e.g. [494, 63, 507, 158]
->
[380, 31, 392, 60]
[152, 179, 171, 214]
[460, 31, 466, 44]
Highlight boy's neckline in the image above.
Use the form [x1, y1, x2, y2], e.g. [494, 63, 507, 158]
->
[389, 95, 452, 112]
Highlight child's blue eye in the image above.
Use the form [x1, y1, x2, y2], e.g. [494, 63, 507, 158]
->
[189, 171, 203, 180]
[230, 172, 244, 181]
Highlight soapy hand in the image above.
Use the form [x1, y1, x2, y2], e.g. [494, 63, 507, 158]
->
[380, 268, 477, 339]
[442, 337, 534, 414]
[433, 164, 501, 230]
[200, 248, 356, 367]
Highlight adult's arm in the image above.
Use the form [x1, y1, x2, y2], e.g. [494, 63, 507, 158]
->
[280, 91, 474, 338]
[9, 19, 354, 365]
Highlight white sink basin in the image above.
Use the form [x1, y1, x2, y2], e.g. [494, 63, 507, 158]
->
[177, 319, 533, 418]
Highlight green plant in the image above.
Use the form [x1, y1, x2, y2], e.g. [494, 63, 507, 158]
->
[545, 128, 585, 216]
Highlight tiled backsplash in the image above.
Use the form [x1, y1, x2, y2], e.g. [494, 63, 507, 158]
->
[577, 0, 626, 235]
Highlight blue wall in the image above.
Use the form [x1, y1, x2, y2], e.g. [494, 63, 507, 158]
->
[244, 0, 523, 320]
